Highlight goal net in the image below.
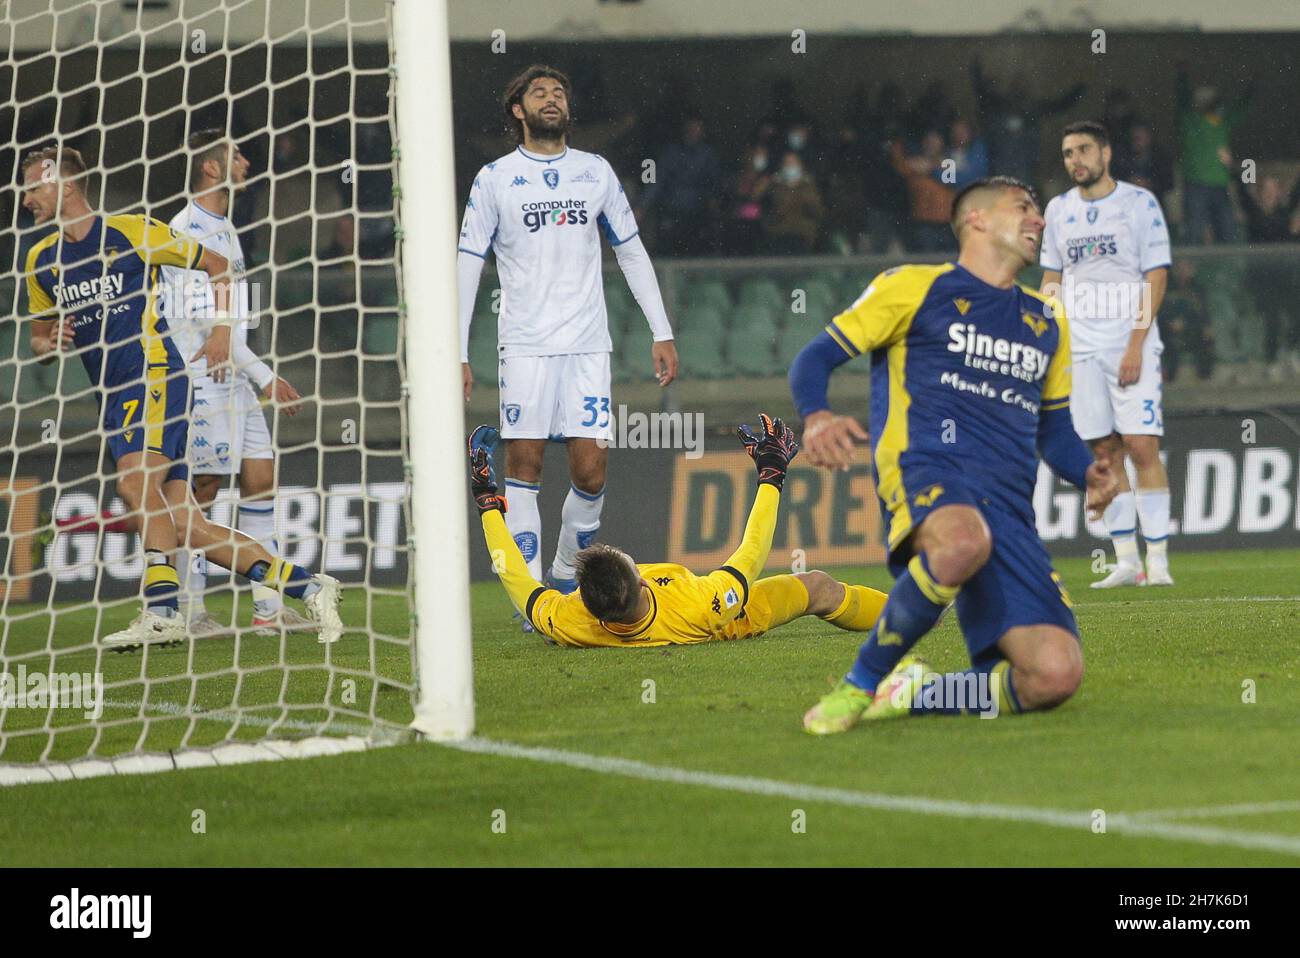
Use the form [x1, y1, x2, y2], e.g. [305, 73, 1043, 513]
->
[0, 0, 470, 784]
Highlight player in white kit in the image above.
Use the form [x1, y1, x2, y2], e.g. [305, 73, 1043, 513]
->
[458, 65, 678, 622]
[1040, 120, 1173, 588]
[162, 131, 310, 633]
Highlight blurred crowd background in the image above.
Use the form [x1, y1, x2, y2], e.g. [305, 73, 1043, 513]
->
[3, 26, 1299, 429]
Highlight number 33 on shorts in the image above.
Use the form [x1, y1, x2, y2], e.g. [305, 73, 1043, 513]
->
[581, 396, 610, 428]
[1142, 399, 1162, 428]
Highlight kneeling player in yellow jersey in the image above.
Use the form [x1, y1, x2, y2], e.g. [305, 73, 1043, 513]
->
[468, 416, 886, 648]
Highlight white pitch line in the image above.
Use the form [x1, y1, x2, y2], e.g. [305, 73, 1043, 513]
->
[1127, 800, 1300, 822]
[1072, 595, 1300, 609]
[444, 737, 1300, 859]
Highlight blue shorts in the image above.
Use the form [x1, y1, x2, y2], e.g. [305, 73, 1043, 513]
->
[884, 467, 1078, 669]
[102, 365, 191, 483]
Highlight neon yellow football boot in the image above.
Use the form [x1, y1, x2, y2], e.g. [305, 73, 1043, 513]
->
[862, 655, 931, 721]
[803, 678, 874, 735]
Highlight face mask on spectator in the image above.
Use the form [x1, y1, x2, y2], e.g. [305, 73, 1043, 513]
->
[753, 153, 768, 172]
[780, 164, 803, 185]
[788, 131, 807, 151]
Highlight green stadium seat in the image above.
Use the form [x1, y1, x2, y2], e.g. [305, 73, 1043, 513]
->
[687, 278, 732, 313]
[679, 304, 726, 336]
[677, 325, 726, 379]
[363, 314, 400, 357]
[737, 276, 786, 312]
[729, 332, 777, 376]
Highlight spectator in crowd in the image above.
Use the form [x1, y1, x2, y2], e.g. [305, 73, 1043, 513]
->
[824, 120, 869, 253]
[947, 117, 989, 189]
[1237, 175, 1300, 375]
[636, 115, 722, 257]
[860, 81, 909, 254]
[971, 58, 1086, 189]
[890, 130, 955, 252]
[1101, 88, 1139, 159]
[1112, 122, 1175, 205]
[1177, 67, 1253, 243]
[1234, 174, 1300, 243]
[1161, 260, 1214, 382]
[762, 151, 825, 254]
[725, 144, 772, 256]
[904, 80, 956, 142]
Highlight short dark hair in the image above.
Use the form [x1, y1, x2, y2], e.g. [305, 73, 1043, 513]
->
[21, 145, 90, 192]
[1061, 119, 1110, 149]
[950, 175, 1039, 241]
[188, 129, 231, 189]
[573, 543, 642, 623]
[501, 64, 572, 143]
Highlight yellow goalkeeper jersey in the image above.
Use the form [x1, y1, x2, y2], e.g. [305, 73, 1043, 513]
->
[481, 484, 780, 648]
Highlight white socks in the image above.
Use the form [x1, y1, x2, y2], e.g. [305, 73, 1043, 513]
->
[504, 479, 543, 580]
[239, 501, 282, 617]
[551, 484, 605, 581]
[1103, 491, 1140, 568]
[1136, 488, 1171, 564]
[177, 548, 208, 619]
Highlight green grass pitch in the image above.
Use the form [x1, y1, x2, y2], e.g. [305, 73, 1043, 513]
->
[1, 548, 1297, 866]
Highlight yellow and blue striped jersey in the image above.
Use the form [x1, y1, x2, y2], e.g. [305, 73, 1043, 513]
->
[25, 214, 203, 389]
[827, 263, 1071, 515]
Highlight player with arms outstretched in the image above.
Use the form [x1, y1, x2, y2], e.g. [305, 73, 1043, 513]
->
[161, 130, 310, 635]
[458, 64, 679, 622]
[1041, 120, 1174, 588]
[21, 146, 342, 647]
[469, 416, 887, 648]
[790, 176, 1118, 733]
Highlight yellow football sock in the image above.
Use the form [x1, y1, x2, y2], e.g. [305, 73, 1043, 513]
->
[821, 583, 889, 632]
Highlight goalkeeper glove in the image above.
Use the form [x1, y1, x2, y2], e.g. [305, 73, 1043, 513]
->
[468, 424, 508, 515]
[737, 413, 800, 490]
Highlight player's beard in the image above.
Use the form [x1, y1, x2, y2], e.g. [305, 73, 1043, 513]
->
[522, 106, 571, 143]
[1073, 164, 1105, 189]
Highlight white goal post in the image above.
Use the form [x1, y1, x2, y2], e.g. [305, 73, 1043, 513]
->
[0, 0, 472, 784]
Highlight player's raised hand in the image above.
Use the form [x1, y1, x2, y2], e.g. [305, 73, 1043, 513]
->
[801, 410, 868, 472]
[738, 413, 799, 490]
[262, 376, 303, 417]
[468, 425, 507, 515]
[1084, 458, 1119, 520]
[192, 326, 232, 382]
[652, 340, 678, 387]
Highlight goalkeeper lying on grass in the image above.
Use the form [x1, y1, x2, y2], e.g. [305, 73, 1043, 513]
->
[469, 415, 886, 648]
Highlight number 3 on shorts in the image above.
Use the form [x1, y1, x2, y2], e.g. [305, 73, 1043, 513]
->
[581, 396, 610, 428]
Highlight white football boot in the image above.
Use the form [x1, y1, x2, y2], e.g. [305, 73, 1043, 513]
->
[102, 610, 187, 651]
[186, 611, 228, 638]
[1144, 556, 1175, 587]
[252, 606, 317, 636]
[1090, 563, 1146, 589]
[303, 574, 344, 644]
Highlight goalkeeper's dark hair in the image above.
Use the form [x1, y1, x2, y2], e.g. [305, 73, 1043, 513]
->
[188, 128, 233, 189]
[502, 64, 573, 143]
[950, 175, 1039, 242]
[573, 543, 643, 623]
[1061, 119, 1110, 149]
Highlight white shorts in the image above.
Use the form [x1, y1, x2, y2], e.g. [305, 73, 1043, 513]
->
[188, 375, 273, 475]
[498, 352, 613, 441]
[1070, 339, 1165, 441]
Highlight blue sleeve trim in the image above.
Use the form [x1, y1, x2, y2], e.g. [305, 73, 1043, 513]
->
[597, 212, 636, 246]
[790, 331, 855, 420]
[1036, 403, 1092, 490]
[457, 246, 489, 259]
